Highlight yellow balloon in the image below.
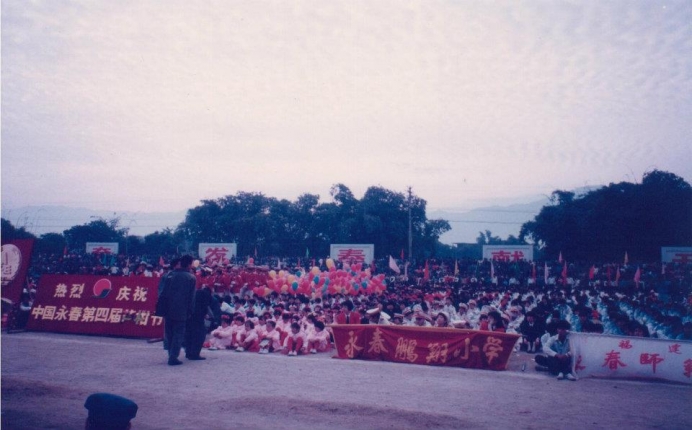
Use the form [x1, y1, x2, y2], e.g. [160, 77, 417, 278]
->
[287, 275, 296, 283]
[281, 284, 289, 293]
[326, 258, 335, 268]
[279, 270, 286, 278]
[269, 270, 277, 279]
[311, 266, 320, 276]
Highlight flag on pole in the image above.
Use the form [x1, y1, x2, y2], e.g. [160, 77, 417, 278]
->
[454, 260, 459, 276]
[633, 266, 641, 287]
[424, 260, 430, 281]
[388, 256, 400, 274]
[561, 261, 567, 280]
[544, 262, 549, 285]
[624, 252, 629, 265]
[588, 265, 595, 280]
[558, 252, 563, 263]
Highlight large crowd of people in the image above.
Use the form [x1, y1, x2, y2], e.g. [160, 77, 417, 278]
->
[18, 252, 692, 367]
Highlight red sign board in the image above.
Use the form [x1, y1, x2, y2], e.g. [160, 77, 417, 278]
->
[27, 275, 163, 338]
[331, 325, 519, 370]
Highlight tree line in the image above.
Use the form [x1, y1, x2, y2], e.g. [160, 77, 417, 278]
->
[3, 171, 690, 263]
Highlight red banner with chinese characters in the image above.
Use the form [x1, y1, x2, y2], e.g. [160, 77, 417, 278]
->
[1, 239, 35, 304]
[569, 332, 692, 385]
[26, 275, 162, 338]
[331, 325, 520, 370]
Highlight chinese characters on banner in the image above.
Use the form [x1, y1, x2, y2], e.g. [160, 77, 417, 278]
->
[482, 245, 534, 262]
[26, 275, 163, 338]
[331, 325, 520, 370]
[330, 244, 375, 264]
[661, 247, 692, 264]
[85, 242, 119, 254]
[198, 243, 237, 266]
[569, 332, 692, 385]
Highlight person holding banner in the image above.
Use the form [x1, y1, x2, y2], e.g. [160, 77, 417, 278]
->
[160, 255, 196, 366]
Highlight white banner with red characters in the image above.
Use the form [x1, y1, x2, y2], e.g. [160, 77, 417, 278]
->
[482, 245, 533, 262]
[661, 247, 692, 264]
[569, 332, 692, 385]
[86, 242, 119, 255]
[330, 244, 374, 264]
[198, 243, 237, 265]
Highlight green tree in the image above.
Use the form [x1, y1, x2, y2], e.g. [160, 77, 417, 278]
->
[63, 218, 127, 253]
[1, 218, 36, 241]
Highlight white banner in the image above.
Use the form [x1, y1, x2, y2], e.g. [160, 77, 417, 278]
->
[569, 332, 692, 385]
[198, 243, 237, 265]
[86, 242, 119, 254]
[330, 244, 374, 264]
[482, 245, 533, 262]
[661, 247, 692, 264]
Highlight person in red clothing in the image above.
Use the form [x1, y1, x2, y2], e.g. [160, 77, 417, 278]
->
[488, 310, 507, 332]
[335, 301, 361, 324]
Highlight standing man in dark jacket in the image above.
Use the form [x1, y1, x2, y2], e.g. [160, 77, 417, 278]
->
[184, 284, 212, 360]
[160, 255, 196, 366]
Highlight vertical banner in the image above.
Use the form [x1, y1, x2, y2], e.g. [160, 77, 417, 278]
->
[198, 243, 237, 265]
[331, 325, 519, 370]
[1, 239, 35, 303]
[570, 332, 692, 385]
[330, 244, 375, 265]
[482, 245, 534, 262]
[26, 275, 162, 338]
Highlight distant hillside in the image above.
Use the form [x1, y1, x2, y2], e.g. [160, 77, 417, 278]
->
[430, 197, 548, 245]
[1, 205, 186, 237]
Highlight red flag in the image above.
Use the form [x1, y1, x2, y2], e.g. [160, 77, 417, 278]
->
[633, 266, 641, 286]
[424, 260, 430, 281]
[588, 265, 595, 280]
[615, 265, 621, 284]
[561, 261, 567, 279]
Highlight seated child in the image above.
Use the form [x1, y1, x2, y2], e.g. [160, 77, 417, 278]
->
[208, 315, 234, 350]
[236, 320, 259, 352]
[259, 320, 282, 354]
[285, 322, 306, 356]
[307, 320, 331, 354]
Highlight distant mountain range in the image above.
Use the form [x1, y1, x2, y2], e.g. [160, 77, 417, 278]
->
[1, 206, 187, 237]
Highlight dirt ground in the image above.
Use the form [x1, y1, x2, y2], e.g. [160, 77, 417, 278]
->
[2, 331, 691, 430]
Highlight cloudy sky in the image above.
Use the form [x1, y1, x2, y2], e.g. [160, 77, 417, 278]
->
[2, 1, 691, 219]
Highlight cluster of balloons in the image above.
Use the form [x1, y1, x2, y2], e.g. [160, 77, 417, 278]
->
[253, 259, 387, 297]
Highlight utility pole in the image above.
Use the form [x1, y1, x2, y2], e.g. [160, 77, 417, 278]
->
[407, 186, 413, 263]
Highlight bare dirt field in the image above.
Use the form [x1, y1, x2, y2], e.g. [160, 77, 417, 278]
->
[2, 331, 691, 430]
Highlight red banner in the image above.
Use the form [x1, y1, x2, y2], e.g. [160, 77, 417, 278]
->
[331, 325, 520, 370]
[27, 275, 163, 338]
[1, 239, 35, 303]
